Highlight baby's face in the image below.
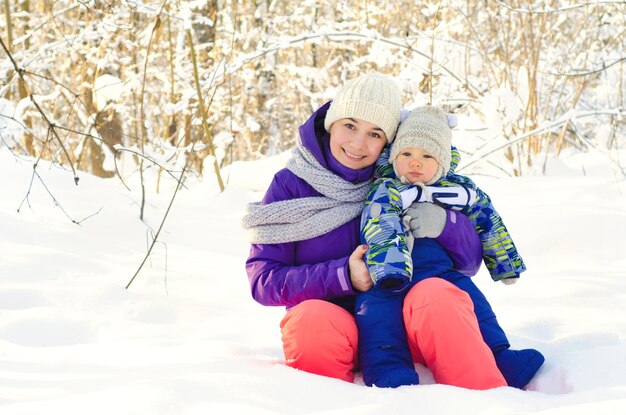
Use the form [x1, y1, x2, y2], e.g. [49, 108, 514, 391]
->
[394, 147, 439, 184]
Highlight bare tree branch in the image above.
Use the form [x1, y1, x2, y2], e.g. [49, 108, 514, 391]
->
[199, 30, 486, 97]
[495, 0, 626, 14]
[540, 56, 626, 77]
[458, 108, 626, 173]
[0, 35, 80, 184]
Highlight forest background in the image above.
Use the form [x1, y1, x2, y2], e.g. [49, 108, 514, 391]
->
[1, 2, 626, 413]
[1, 0, 625, 207]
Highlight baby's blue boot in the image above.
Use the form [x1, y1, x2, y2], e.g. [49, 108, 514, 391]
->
[495, 348, 544, 389]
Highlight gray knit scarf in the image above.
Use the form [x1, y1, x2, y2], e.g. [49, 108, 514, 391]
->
[241, 144, 372, 244]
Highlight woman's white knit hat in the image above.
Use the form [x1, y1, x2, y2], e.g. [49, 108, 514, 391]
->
[324, 73, 402, 142]
[390, 105, 452, 184]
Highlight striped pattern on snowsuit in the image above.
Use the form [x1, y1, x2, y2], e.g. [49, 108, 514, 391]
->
[361, 146, 526, 290]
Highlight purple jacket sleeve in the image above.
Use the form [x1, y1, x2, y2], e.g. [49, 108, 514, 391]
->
[245, 171, 355, 307]
[246, 245, 354, 307]
[435, 210, 483, 276]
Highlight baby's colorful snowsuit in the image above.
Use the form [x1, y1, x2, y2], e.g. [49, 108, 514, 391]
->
[364, 146, 526, 290]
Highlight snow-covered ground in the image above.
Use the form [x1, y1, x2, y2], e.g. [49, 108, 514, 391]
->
[1, 147, 625, 414]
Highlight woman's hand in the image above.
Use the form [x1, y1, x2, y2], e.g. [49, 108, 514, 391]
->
[348, 244, 373, 292]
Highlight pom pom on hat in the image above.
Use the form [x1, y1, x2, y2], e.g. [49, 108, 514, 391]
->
[324, 73, 402, 142]
[447, 113, 458, 128]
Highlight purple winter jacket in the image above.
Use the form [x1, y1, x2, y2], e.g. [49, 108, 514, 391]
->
[245, 102, 482, 311]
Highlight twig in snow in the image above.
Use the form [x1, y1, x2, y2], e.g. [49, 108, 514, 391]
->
[125, 148, 191, 290]
[17, 158, 102, 225]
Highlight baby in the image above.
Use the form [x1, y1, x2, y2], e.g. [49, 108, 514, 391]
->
[356, 105, 544, 389]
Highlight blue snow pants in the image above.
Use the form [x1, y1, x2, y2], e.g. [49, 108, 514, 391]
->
[356, 239, 510, 386]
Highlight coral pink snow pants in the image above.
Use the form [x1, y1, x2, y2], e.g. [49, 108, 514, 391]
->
[280, 278, 506, 389]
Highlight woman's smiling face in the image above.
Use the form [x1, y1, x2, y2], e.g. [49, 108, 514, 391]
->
[328, 118, 387, 170]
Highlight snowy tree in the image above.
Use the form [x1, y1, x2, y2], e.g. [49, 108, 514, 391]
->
[0, 0, 624, 184]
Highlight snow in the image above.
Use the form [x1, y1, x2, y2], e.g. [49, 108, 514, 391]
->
[93, 75, 124, 111]
[1, 148, 626, 415]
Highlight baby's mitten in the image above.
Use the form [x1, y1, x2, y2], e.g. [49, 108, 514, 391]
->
[405, 202, 446, 239]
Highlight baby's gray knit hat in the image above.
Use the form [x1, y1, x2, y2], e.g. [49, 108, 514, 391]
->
[390, 105, 452, 184]
[324, 73, 402, 142]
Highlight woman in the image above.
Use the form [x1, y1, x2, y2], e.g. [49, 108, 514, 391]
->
[242, 73, 506, 389]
